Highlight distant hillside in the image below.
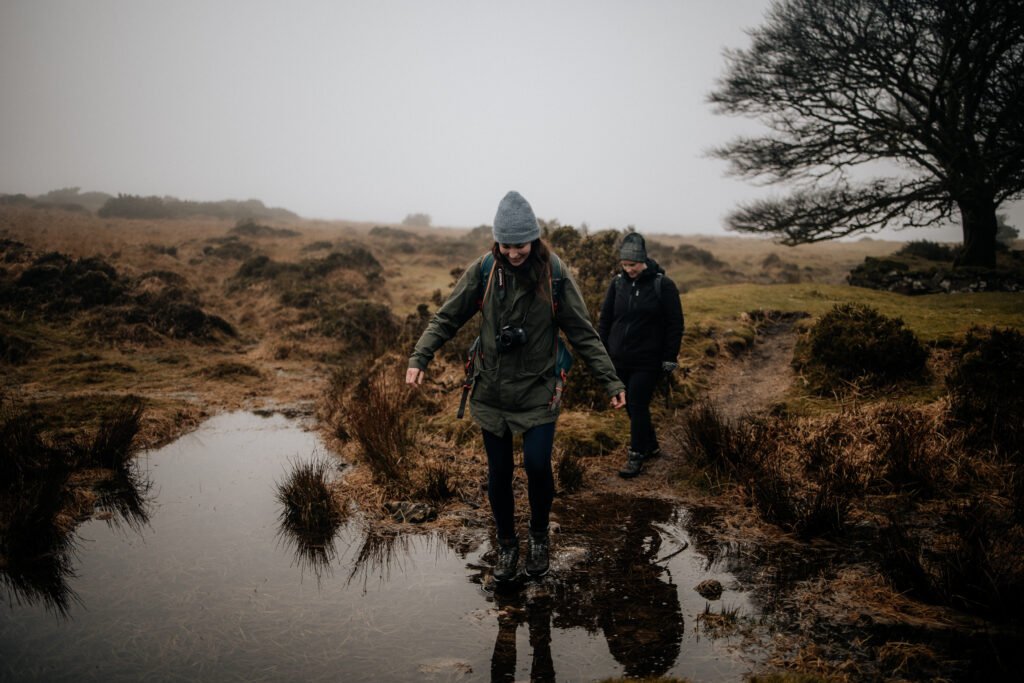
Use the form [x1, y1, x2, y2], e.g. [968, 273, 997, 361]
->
[0, 187, 299, 222]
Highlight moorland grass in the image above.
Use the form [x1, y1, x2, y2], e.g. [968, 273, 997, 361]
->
[683, 283, 1024, 344]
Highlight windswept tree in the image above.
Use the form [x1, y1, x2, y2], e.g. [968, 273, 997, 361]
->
[709, 0, 1024, 267]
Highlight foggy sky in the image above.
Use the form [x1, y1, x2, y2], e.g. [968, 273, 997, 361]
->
[1, 0, 1014, 240]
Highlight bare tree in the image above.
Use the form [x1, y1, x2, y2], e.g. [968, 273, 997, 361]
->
[709, 0, 1024, 267]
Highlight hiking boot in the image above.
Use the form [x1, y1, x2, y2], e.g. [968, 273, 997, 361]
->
[618, 450, 644, 478]
[645, 445, 662, 460]
[526, 532, 550, 577]
[494, 537, 519, 582]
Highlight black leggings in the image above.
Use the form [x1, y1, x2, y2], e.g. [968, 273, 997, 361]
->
[481, 422, 556, 540]
[617, 367, 660, 454]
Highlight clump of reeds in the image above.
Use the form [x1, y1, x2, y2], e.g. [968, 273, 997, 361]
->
[418, 460, 458, 503]
[745, 415, 863, 539]
[676, 400, 759, 482]
[872, 404, 945, 494]
[75, 398, 145, 470]
[696, 602, 742, 638]
[344, 371, 415, 489]
[276, 456, 344, 534]
[275, 456, 345, 582]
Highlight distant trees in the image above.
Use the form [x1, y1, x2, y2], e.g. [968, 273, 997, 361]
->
[97, 194, 299, 222]
[402, 213, 432, 227]
[709, 0, 1024, 267]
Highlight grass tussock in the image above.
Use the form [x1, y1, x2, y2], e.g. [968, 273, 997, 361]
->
[276, 456, 344, 534]
[274, 456, 346, 581]
[417, 460, 459, 503]
[342, 371, 416, 491]
[671, 391, 1024, 618]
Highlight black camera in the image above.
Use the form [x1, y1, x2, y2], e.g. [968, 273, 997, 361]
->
[496, 325, 528, 352]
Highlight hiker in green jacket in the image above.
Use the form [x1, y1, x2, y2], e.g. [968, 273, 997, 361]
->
[407, 190, 626, 582]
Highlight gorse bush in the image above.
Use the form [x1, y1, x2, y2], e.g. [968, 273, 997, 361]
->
[895, 240, 958, 262]
[795, 303, 928, 395]
[946, 326, 1024, 458]
[545, 225, 622, 409]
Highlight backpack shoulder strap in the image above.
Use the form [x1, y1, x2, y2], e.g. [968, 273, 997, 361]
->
[549, 254, 564, 312]
[655, 272, 663, 299]
[477, 252, 499, 309]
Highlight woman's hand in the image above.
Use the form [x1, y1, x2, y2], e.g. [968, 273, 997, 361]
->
[406, 367, 424, 385]
[610, 391, 626, 409]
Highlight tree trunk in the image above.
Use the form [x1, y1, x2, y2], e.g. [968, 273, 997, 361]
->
[956, 198, 998, 268]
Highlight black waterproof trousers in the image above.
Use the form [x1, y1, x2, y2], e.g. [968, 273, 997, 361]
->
[482, 422, 556, 540]
[617, 367, 661, 455]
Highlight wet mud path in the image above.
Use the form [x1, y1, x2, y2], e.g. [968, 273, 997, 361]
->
[706, 318, 799, 420]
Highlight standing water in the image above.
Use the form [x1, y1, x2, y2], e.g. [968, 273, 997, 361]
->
[1, 412, 763, 681]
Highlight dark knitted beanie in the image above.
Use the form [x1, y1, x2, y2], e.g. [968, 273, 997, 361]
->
[619, 232, 647, 261]
[492, 191, 541, 244]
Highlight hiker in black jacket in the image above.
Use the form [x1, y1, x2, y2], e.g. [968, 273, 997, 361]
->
[598, 232, 684, 478]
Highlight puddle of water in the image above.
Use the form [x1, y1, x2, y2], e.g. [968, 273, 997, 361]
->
[1, 411, 763, 682]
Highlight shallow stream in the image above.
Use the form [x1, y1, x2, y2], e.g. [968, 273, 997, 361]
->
[1, 411, 764, 681]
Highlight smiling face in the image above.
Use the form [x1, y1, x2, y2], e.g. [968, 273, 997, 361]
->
[620, 259, 647, 279]
[498, 241, 532, 267]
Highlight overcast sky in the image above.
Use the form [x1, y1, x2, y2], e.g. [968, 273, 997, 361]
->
[1, 0, 1012, 240]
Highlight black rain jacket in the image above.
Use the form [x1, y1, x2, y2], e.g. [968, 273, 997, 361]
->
[597, 259, 684, 372]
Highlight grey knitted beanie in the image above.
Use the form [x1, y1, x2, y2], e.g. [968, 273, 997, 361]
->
[492, 191, 541, 244]
[619, 232, 647, 261]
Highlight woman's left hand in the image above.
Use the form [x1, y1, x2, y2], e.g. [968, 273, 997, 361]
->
[610, 391, 626, 409]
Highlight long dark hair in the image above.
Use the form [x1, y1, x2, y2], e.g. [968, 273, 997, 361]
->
[491, 238, 554, 302]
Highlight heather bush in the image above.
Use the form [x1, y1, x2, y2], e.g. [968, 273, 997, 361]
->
[946, 326, 1024, 458]
[794, 303, 928, 395]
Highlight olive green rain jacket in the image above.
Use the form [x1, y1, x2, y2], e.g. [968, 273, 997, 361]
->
[409, 252, 625, 436]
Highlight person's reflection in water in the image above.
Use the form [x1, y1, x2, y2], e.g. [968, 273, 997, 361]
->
[481, 496, 684, 681]
[598, 501, 684, 677]
[489, 587, 555, 682]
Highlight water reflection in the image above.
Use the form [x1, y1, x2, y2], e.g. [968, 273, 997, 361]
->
[1, 460, 152, 617]
[273, 457, 345, 585]
[472, 496, 687, 681]
[2, 412, 760, 682]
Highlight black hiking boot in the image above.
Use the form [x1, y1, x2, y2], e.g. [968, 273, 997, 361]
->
[494, 537, 519, 582]
[645, 445, 662, 460]
[618, 450, 644, 478]
[526, 531, 549, 578]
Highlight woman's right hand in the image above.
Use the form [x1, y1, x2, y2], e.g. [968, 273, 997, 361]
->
[406, 367, 424, 385]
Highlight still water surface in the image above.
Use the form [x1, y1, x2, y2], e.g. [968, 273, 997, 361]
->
[1, 412, 762, 681]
